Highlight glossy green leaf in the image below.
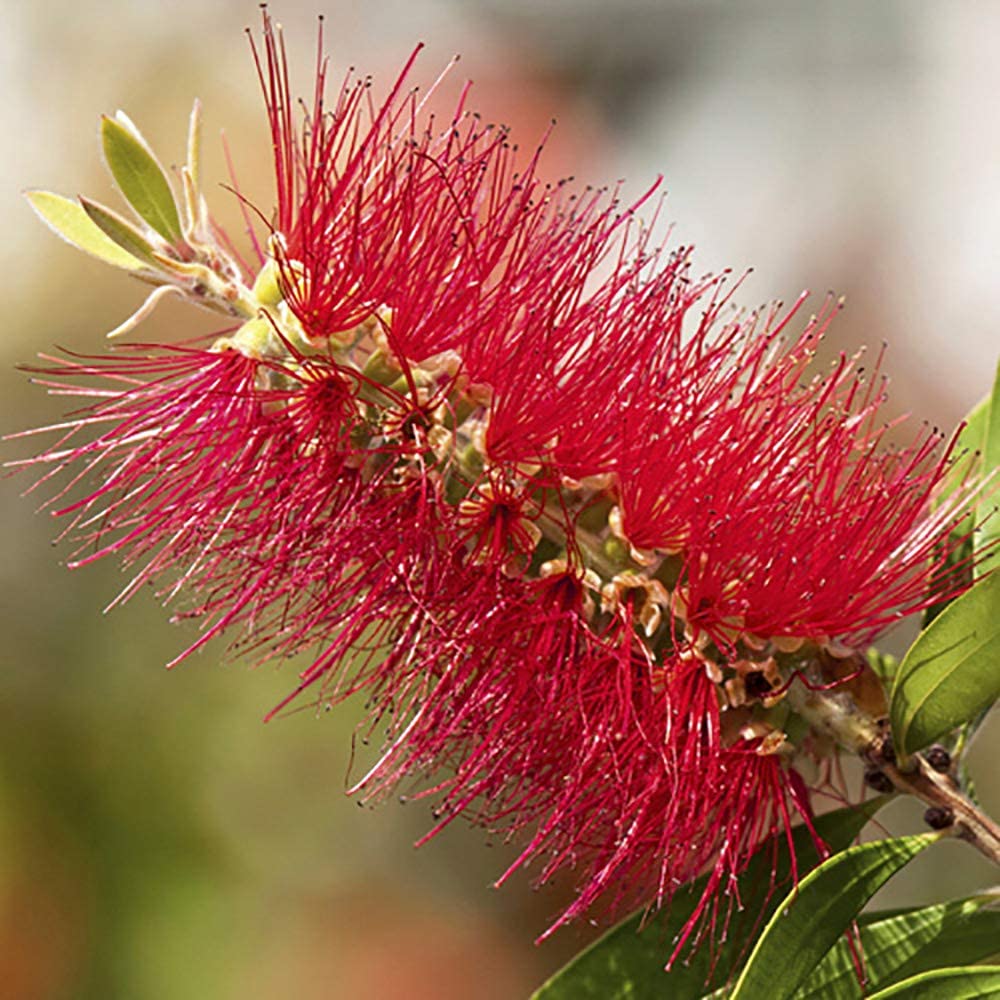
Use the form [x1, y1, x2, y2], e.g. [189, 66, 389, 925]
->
[729, 833, 938, 1000]
[923, 384, 993, 626]
[792, 894, 1000, 1000]
[531, 801, 884, 1000]
[937, 394, 990, 514]
[890, 573, 1000, 756]
[921, 533, 974, 629]
[976, 358, 1000, 578]
[101, 113, 182, 243]
[25, 190, 145, 271]
[80, 197, 162, 270]
[866, 966, 1000, 999]
[889, 897, 1000, 984]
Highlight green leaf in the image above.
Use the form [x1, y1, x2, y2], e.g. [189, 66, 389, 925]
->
[976, 358, 1000, 578]
[889, 897, 1000, 984]
[921, 533, 974, 629]
[866, 966, 1000, 999]
[890, 573, 1000, 756]
[25, 190, 145, 271]
[80, 197, 162, 270]
[923, 382, 994, 626]
[937, 394, 990, 515]
[531, 800, 884, 1000]
[101, 113, 182, 243]
[867, 648, 898, 685]
[181, 99, 204, 237]
[791, 894, 1000, 999]
[729, 833, 938, 1000]
[186, 98, 202, 196]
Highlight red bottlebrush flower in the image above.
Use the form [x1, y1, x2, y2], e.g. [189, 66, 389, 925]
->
[13, 8, 986, 973]
[13, 346, 272, 605]
[253, 19, 558, 362]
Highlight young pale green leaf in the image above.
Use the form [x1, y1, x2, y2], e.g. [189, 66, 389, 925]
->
[890, 572, 1000, 756]
[729, 833, 939, 1000]
[80, 197, 162, 270]
[101, 114, 182, 243]
[867, 648, 898, 685]
[25, 190, 146, 271]
[181, 99, 204, 237]
[866, 966, 1000, 1000]
[187, 99, 202, 197]
[791, 894, 1000, 1000]
[531, 800, 884, 1000]
[976, 357, 1000, 578]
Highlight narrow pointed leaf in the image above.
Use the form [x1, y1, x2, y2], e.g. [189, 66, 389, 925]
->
[889, 899, 1000, 985]
[187, 99, 202, 195]
[791, 895, 1000, 1000]
[25, 190, 145, 271]
[976, 357, 1000, 577]
[531, 800, 884, 1000]
[890, 572, 1000, 756]
[182, 100, 204, 237]
[866, 966, 1000, 1000]
[101, 114, 182, 243]
[80, 197, 162, 270]
[729, 833, 938, 1000]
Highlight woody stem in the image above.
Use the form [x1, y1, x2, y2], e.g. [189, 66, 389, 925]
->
[877, 753, 1000, 868]
[784, 675, 1000, 868]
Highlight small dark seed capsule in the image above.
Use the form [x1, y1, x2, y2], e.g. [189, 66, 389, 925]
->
[864, 767, 894, 794]
[925, 745, 952, 773]
[744, 671, 773, 699]
[923, 806, 954, 830]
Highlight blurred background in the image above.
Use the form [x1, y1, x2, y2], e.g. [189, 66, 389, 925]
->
[3, 1, 999, 997]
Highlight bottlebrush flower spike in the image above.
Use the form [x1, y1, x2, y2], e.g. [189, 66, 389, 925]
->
[11, 7, 990, 974]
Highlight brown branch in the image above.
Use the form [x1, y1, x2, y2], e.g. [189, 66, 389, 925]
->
[785, 675, 1000, 868]
[870, 739, 1000, 868]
